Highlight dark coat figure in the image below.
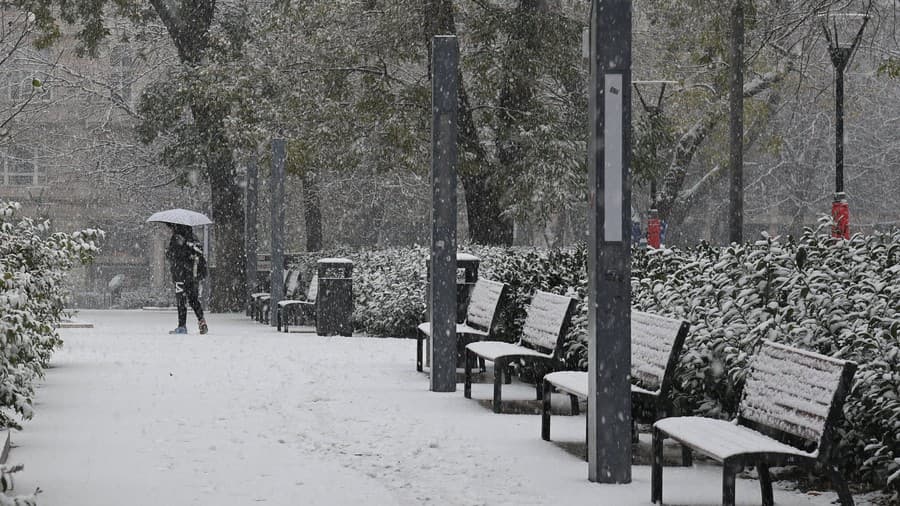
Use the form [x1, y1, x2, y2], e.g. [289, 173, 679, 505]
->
[165, 224, 208, 334]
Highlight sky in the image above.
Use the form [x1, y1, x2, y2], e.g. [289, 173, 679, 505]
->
[7, 310, 887, 506]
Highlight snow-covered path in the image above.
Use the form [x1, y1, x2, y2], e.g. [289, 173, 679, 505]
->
[11, 310, 861, 505]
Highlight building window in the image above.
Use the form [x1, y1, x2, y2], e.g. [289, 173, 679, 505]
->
[1, 147, 44, 186]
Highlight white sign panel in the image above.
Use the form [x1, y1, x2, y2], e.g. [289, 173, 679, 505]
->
[603, 73, 624, 242]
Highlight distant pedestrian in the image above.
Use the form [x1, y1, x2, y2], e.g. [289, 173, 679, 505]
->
[165, 223, 208, 334]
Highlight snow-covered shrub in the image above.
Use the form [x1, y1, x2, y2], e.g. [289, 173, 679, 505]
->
[350, 247, 428, 338]
[630, 223, 900, 493]
[311, 232, 899, 492]
[0, 201, 102, 428]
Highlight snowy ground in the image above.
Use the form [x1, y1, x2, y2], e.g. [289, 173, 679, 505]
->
[9, 310, 880, 505]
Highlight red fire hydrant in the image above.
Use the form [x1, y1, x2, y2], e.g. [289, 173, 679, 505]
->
[831, 194, 850, 240]
[647, 210, 661, 249]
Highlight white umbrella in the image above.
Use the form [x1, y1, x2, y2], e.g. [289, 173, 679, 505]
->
[146, 208, 213, 226]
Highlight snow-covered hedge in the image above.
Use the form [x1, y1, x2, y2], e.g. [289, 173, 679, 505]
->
[335, 225, 899, 492]
[0, 201, 103, 428]
[627, 224, 899, 493]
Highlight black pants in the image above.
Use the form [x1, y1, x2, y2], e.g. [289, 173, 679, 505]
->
[175, 279, 205, 327]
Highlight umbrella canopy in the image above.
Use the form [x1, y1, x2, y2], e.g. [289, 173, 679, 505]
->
[146, 208, 213, 226]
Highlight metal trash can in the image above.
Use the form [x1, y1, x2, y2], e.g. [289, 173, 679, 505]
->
[426, 253, 479, 323]
[315, 258, 353, 336]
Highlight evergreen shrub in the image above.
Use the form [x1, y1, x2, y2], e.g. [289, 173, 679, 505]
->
[342, 224, 899, 492]
[0, 201, 103, 428]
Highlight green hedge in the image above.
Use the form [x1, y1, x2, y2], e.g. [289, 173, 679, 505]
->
[0, 201, 102, 428]
[292, 226, 899, 492]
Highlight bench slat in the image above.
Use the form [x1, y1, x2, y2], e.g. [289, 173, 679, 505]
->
[466, 279, 506, 330]
[631, 311, 687, 391]
[655, 416, 816, 461]
[740, 342, 846, 445]
[521, 291, 576, 352]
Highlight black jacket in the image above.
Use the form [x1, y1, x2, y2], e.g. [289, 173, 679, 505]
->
[166, 227, 204, 283]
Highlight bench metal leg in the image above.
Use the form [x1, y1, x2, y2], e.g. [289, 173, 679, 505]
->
[651, 427, 664, 503]
[584, 408, 590, 462]
[681, 445, 693, 467]
[541, 379, 552, 441]
[758, 463, 774, 506]
[463, 350, 473, 399]
[493, 358, 505, 413]
[416, 335, 424, 372]
[535, 363, 548, 401]
[722, 460, 739, 506]
[827, 464, 855, 506]
[276, 307, 282, 331]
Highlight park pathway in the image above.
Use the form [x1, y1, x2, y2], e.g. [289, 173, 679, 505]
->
[10, 310, 863, 506]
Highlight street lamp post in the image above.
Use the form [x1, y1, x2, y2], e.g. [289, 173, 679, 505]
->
[821, 12, 868, 240]
[633, 80, 674, 249]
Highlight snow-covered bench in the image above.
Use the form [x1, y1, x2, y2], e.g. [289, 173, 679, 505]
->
[651, 340, 858, 506]
[250, 268, 301, 324]
[464, 290, 577, 413]
[541, 310, 690, 463]
[416, 278, 507, 372]
[276, 272, 318, 332]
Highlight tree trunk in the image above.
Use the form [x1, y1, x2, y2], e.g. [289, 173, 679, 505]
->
[302, 171, 322, 251]
[424, 0, 513, 245]
[191, 101, 247, 311]
[149, 0, 247, 311]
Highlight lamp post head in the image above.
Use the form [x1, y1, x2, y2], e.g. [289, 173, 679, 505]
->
[820, 12, 870, 71]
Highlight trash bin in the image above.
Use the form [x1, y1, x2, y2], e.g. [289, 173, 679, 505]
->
[425, 253, 480, 323]
[315, 258, 353, 336]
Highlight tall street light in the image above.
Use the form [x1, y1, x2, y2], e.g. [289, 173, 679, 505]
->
[633, 80, 674, 249]
[820, 12, 869, 239]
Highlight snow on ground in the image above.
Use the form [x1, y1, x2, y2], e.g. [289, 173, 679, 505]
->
[9, 310, 874, 505]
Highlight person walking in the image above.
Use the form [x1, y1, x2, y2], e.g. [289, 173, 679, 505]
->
[165, 223, 208, 334]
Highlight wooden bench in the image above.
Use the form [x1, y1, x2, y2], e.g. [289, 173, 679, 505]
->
[250, 269, 301, 324]
[276, 272, 318, 332]
[541, 310, 690, 463]
[416, 278, 507, 372]
[464, 290, 577, 413]
[651, 340, 857, 506]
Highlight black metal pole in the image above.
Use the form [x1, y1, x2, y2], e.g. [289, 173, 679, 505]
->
[269, 138, 286, 326]
[728, 0, 744, 244]
[588, 0, 632, 484]
[245, 154, 259, 305]
[835, 66, 844, 195]
[429, 35, 459, 393]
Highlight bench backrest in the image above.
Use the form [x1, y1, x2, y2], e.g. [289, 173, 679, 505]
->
[285, 269, 302, 299]
[738, 340, 856, 457]
[306, 272, 318, 301]
[631, 311, 690, 396]
[465, 279, 507, 332]
[520, 290, 578, 357]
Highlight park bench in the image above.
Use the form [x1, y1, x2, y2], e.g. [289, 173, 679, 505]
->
[250, 269, 300, 324]
[540, 310, 691, 464]
[276, 271, 318, 332]
[464, 290, 577, 413]
[651, 340, 857, 506]
[248, 268, 286, 320]
[416, 278, 507, 372]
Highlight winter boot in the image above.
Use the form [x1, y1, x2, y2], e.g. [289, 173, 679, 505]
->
[199, 319, 208, 335]
[169, 326, 188, 335]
